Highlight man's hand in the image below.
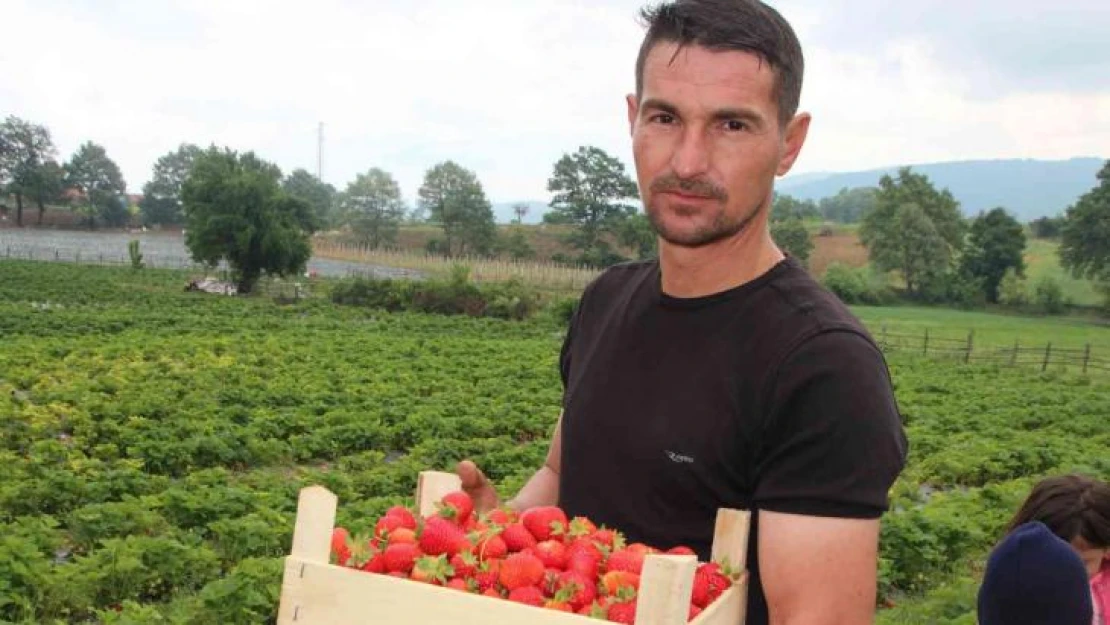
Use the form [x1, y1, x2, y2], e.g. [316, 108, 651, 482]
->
[456, 460, 501, 515]
[759, 510, 881, 625]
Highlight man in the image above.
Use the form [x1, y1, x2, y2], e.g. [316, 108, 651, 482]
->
[458, 1, 908, 623]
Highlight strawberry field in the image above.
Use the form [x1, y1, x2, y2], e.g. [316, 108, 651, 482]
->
[1, 259, 1108, 624]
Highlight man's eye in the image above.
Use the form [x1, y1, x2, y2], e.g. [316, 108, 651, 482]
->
[649, 114, 675, 124]
[724, 120, 747, 131]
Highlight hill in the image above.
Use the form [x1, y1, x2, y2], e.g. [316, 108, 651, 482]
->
[778, 157, 1105, 221]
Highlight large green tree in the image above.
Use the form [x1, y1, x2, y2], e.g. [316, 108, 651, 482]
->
[771, 217, 814, 265]
[1058, 160, 1110, 306]
[417, 161, 497, 257]
[546, 146, 639, 265]
[283, 168, 336, 228]
[339, 168, 405, 249]
[181, 147, 316, 294]
[140, 143, 203, 226]
[960, 207, 1026, 303]
[0, 115, 58, 227]
[64, 141, 127, 228]
[819, 186, 878, 224]
[860, 167, 966, 296]
[771, 193, 819, 221]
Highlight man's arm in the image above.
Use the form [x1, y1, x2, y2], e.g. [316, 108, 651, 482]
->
[504, 411, 563, 511]
[459, 411, 563, 513]
[754, 329, 907, 624]
[759, 510, 881, 625]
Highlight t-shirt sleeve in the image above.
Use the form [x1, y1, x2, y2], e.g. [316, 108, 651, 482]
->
[753, 329, 908, 518]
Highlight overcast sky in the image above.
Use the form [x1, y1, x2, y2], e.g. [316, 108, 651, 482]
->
[2, 0, 1108, 203]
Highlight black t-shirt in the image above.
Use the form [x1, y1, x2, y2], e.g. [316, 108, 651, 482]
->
[557, 256, 908, 624]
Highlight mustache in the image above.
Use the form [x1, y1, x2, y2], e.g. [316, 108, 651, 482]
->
[649, 173, 728, 201]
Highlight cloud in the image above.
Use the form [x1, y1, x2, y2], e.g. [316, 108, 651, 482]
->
[0, 0, 1106, 206]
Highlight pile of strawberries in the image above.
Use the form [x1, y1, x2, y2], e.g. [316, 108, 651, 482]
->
[329, 491, 737, 623]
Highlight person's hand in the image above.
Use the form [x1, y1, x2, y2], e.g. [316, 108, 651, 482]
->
[457, 459, 501, 515]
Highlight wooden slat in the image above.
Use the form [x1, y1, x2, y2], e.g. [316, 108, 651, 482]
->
[276, 557, 604, 625]
[710, 509, 751, 573]
[689, 574, 748, 625]
[635, 554, 698, 625]
[289, 486, 338, 563]
[415, 470, 462, 519]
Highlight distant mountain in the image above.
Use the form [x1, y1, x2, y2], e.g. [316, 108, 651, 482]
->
[777, 157, 1105, 221]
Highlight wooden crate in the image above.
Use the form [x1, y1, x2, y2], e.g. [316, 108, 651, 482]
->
[277, 471, 750, 625]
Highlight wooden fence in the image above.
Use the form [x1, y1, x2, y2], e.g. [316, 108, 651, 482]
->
[876, 327, 1110, 375]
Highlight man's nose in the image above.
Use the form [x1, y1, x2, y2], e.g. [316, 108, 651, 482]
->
[670, 127, 710, 179]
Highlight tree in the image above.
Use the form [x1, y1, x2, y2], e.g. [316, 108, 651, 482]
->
[0, 115, 58, 227]
[960, 207, 1026, 303]
[615, 212, 657, 260]
[1058, 161, 1110, 293]
[771, 217, 814, 265]
[339, 168, 405, 249]
[180, 147, 316, 294]
[1030, 215, 1064, 239]
[140, 143, 203, 226]
[283, 168, 336, 228]
[771, 193, 819, 221]
[417, 161, 497, 257]
[818, 187, 878, 224]
[860, 167, 966, 296]
[512, 203, 529, 224]
[28, 159, 65, 226]
[64, 141, 127, 228]
[546, 146, 639, 264]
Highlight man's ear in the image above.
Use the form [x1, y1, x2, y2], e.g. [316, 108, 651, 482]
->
[626, 93, 639, 136]
[776, 112, 811, 177]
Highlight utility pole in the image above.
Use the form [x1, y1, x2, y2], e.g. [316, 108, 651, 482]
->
[317, 122, 324, 180]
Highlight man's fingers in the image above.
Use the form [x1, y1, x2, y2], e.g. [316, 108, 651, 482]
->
[457, 459, 484, 490]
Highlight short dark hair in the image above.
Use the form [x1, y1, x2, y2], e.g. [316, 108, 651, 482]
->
[1006, 474, 1110, 548]
[634, 0, 805, 127]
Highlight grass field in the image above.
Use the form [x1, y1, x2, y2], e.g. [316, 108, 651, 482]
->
[1, 259, 1107, 623]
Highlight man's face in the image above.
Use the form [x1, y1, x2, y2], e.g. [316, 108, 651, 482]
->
[627, 41, 809, 249]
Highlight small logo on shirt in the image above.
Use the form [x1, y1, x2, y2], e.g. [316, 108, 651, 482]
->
[665, 450, 695, 464]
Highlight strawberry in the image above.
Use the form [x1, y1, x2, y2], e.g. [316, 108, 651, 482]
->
[472, 559, 502, 592]
[566, 549, 600, 579]
[567, 516, 597, 538]
[384, 505, 417, 530]
[499, 552, 546, 591]
[522, 506, 568, 542]
[446, 577, 470, 592]
[472, 533, 508, 561]
[486, 508, 515, 526]
[600, 571, 640, 596]
[567, 537, 604, 561]
[388, 527, 417, 545]
[508, 586, 545, 606]
[382, 543, 419, 574]
[449, 552, 479, 579]
[592, 528, 623, 550]
[607, 600, 637, 623]
[410, 554, 454, 585]
[578, 600, 610, 618]
[689, 604, 703, 620]
[438, 491, 474, 526]
[533, 540, 568, 570]
[666, 545, 696, 556]
[375, 514, 409, 539]
[501, 523, 538, 552]
[331, 527, 351, 565]
[555, 570, 597, 611]
[606, 547, 645, 575]
[691, 562, 732, 607]
[419, 516, 469, 557]
[483, 587, 502, 598]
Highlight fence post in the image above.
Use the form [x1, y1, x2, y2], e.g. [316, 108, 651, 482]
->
[923, 328, 929, 356]
[1010, 340, 1019, 366]
[965, 330, 974, 364]
[1083, 344, 1091, 374]
[1042, 342, 1052, 372]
